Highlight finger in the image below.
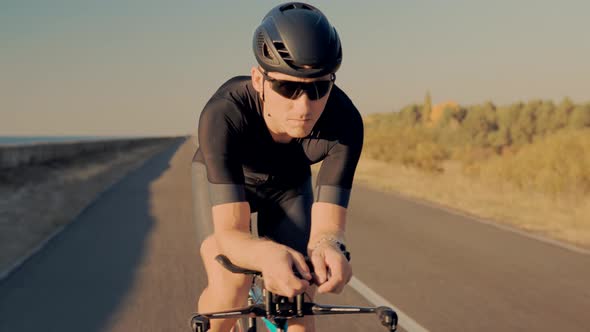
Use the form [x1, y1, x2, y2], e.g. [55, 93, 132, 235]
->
[318, 270, 344, 294]
[317, 267, 335, 293]
[334, 252, 352, 284]
[290, 250, 312, 280]
[326, 278, 345, 294]
[317, 270, 335, 293]
[318, 254, 345, 294]
[283, 253, 311, 296]
[328, 253, 344, 281]
[284, 277, 309, 297]
[311, 251, 328, 284]
[335, 262, 351, 294]
[295, 278, 310, 294]
[265, 278, 281, 295]
[345, 262, 353, 284]
[268, 274, 294, 297]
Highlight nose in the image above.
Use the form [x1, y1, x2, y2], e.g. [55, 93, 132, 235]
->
[291, 93, 313, 116]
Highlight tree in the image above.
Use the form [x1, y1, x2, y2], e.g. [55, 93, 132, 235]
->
[423, 91, 432, 124]
[453, 107, 468, 123]
[548, 97, 574, 132]
[438, 107, 455, 128]
[398, 104, 422, 127]
[569, 104, 590, 129]
[461, 105, 496, 147]
[535, 100, 556, 136]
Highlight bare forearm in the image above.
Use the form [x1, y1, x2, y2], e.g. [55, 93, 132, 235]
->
[308, 202, 347, 251]
[211, 202, 279, 271]
[214, 230, 276, 271]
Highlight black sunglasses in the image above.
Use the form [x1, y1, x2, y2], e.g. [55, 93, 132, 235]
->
[259, 69, 335, 101]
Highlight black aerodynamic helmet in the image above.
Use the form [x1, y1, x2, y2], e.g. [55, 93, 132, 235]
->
[253, 2, 342, 78]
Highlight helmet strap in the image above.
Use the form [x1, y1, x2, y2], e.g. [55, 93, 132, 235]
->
[260, 77, 270, 117]
[261, 75, 266, 102]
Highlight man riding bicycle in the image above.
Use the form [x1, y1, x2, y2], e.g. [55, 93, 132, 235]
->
[192, 3, 363, 331]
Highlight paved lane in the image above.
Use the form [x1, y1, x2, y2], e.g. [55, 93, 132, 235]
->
[1, 139, 588, 331]
[0, 139, 202, 332]
[347, 185, 590, 331]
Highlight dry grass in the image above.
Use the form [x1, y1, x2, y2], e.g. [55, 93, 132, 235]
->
[351, 157, 590, 249]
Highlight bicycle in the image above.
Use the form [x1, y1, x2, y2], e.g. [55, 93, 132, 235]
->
[190, 254, 398, 331]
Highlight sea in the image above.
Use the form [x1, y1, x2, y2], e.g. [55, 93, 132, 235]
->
[0, 136, 127, 146]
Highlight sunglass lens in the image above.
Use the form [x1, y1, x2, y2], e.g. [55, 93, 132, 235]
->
[311, 81, 332, 100]
[270, 79, 332, 100]
[273, 81, 301, 99]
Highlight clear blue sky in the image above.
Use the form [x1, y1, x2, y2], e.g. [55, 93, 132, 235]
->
[1, 0, 589, 136]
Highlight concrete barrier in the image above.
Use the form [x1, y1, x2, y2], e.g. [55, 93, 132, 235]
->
[0, 137, 186, 169]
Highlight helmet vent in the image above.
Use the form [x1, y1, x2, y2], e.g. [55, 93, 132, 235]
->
[262, 43, 273, 59]
[256, 32, 265, 47]
[280, 3, 314, 12]
[284, 60, 309, 70]
[257, 32, 273, 60]
[273, 42, 292, 61]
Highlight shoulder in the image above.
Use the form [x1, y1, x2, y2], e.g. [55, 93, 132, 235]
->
[200, 76, 260, 130]
[212, 76, 255, 100]
[327, 86, 362, 125]
[314, 85, 363, 138]
[207, 76, 258, 110]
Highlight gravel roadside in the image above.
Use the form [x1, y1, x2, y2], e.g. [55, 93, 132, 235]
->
[0, 139, 182, 278]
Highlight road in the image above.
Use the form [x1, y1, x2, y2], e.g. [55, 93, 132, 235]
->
[1, 139, 588, 331]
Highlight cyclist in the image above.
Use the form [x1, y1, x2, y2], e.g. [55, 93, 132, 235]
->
[192, 2, 363, 331]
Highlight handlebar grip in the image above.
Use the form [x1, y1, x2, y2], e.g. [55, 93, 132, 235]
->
[215, 255, 260, 275]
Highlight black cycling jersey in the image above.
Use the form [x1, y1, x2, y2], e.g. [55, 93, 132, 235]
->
[193, 76, 363, 208]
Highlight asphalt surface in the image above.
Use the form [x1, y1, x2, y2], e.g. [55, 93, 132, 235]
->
[0, 139, 588, 331]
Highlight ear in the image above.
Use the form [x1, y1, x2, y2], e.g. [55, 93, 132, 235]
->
[251, 66, 263, 93]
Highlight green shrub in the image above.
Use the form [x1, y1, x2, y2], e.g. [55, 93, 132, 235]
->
[363, 99, 590, 193]
[479, 129, 590, 195]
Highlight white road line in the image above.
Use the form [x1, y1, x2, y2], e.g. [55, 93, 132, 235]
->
[349, 276, 430, 332]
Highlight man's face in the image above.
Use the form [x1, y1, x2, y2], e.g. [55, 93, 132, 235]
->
[252, 67, 334, 140]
